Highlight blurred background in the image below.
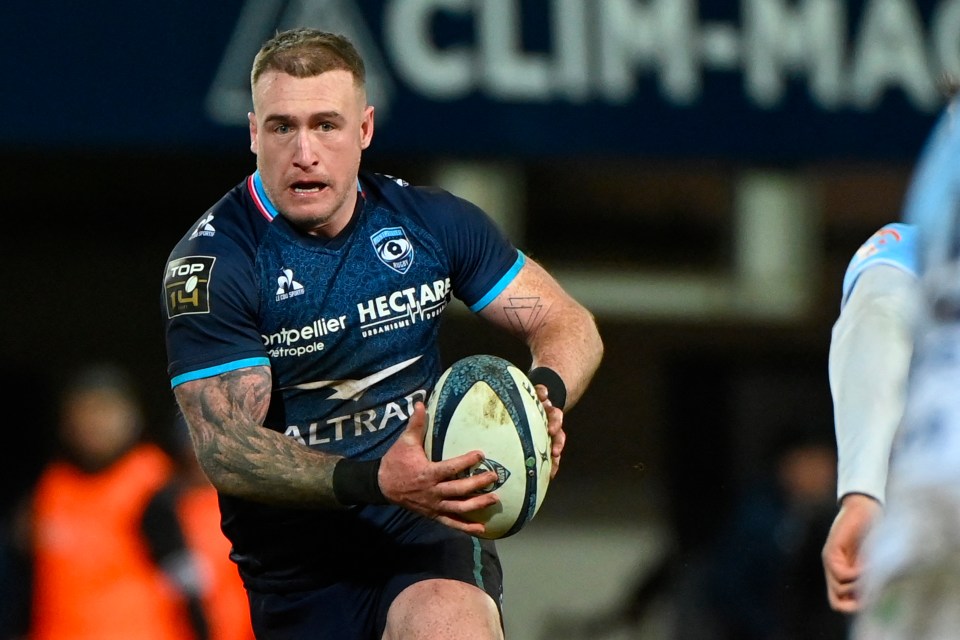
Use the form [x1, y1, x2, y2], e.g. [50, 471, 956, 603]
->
[2, 0, 952, 638]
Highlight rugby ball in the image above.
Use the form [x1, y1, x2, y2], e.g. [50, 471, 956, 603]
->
[424, 354, 551, 539]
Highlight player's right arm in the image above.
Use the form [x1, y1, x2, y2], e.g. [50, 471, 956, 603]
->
[173, 366, 343, 508]
[173, 367, 498, 532]
[829, 264, 919, 506]
[822, 224, 921, 612]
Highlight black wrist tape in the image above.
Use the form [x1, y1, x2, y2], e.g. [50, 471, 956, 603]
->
[527, 367, 567, 411]
[332, 458, 387, 506]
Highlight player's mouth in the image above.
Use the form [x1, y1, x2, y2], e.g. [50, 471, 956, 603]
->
[291, 180, 327, 194]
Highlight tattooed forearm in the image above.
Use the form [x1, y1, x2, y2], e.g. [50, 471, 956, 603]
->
[174, 366, 341, 509]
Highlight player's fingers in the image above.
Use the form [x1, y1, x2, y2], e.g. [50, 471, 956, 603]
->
[434, 514, 488, 536]
[537, 386, 566, 434]
[439, 491, 499, 514]
[402, 401, 428, 443]
[822, 546, 861, 582]
[436, 449, 486, 479]
[534, 384, 549, 404]
[826, 562, 860, 584]
[545, 405, 563, 436]
[827, 585, 862, 613]
[439, 470, 500, 498]
[551, 426, 566, 459]
[548, 424, 565, 480]
[824, 564, 863, 612]
[549, 456, 561, 479]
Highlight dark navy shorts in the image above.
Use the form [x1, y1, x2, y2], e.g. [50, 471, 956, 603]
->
[244, 505, 503, 640]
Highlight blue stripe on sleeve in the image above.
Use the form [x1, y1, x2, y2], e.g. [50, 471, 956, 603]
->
[468, 251, 526, 313]
[170, 357, 271, 388]
[840, 223, 918, 309]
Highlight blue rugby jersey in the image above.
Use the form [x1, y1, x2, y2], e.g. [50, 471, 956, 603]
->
[162, 170, 523, 589]
[840, 222, 919, 310]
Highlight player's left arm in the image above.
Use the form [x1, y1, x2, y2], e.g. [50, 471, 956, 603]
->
[477, 256, 603, 412]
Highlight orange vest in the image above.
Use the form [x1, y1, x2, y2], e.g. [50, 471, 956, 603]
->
[29, 444, 195, 640]
[176, 484, 255, 640]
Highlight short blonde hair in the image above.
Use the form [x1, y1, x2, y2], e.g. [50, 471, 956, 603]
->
[251, 27, 366, 91]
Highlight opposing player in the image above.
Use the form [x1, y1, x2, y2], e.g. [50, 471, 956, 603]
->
[849, 89, 960, 639]
[161, 28, 603, 640]
[823, 89, 960, 637]
[821, 222, 920, 612]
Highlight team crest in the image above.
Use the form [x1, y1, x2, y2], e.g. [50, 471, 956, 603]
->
[370, 227, 414, 274]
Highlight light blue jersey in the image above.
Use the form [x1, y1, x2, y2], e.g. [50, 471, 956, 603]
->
[841, 223, 919, 309]
[902, 97, 960, 272]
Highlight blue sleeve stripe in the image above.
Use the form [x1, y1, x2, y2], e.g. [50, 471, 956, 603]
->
[840, 223, 919, 308]
[469, 251, 526, 313]
[170, 357, 271, 388]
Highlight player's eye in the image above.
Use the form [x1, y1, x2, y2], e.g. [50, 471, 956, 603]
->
[274, 123, 292, 134]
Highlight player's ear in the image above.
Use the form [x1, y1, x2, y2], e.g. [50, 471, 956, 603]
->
[360, 105, 374, 151]
[248, 112, 258, 154]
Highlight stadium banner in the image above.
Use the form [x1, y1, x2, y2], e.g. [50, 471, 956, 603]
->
[5, 0, 958, 160]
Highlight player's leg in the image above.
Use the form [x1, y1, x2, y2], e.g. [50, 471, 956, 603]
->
[382, 578, 503, 640]
[374, 510, 504, 640]
[246, 584, 379, 640]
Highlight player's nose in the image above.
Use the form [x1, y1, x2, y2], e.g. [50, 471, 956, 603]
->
[293, 131, 319, 167]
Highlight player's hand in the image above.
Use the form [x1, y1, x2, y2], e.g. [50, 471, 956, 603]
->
[534, 385, 565, 479]
[379, 401, 499, 535]
[822, 493, 883, 613]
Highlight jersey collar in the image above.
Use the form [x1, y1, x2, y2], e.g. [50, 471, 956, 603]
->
[249, 171, 279, 221]
[250, 171, 365, 222]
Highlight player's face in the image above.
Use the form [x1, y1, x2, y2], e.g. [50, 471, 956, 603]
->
[249, 69, 374, 237]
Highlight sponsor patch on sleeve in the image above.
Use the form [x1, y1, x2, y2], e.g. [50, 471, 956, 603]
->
[164, 256, 216, 318]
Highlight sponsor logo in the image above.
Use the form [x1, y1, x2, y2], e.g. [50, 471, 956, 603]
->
[276, 267, 305, 301]
[209, 0, 950, 124]
[261, 315, 348, 358]
[854, 225, 903, 262]
[357, 279, 451, 337]
[281, 356, 421, 400]
[189, 213, 216, 239]
[846, 226, 912, 283]
[284, 388, 428, 446]
[370, 226, 414, 274]
[165, 256, 215, 318]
